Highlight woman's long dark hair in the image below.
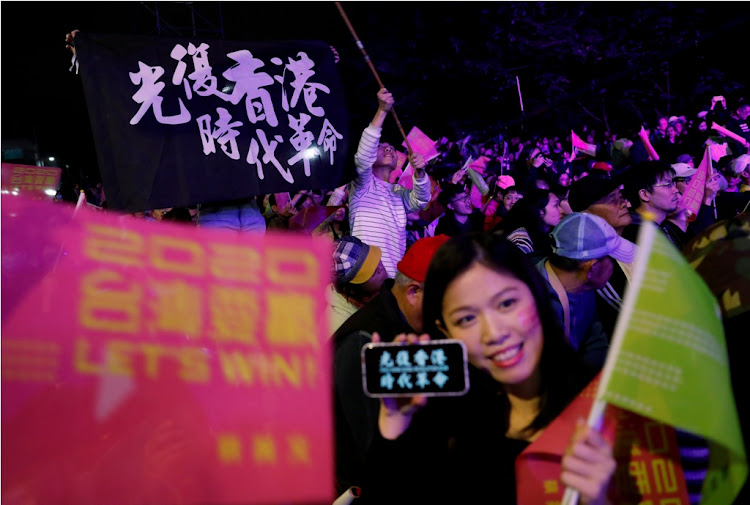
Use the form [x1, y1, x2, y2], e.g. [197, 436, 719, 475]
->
[422, 232, 586, 432]
[493, 188, 556, 258]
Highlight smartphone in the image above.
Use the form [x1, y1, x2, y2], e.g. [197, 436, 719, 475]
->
[361, 340, 469, 398]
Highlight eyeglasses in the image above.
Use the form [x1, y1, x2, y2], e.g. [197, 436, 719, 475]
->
[652, 181, 676, 189]
[451, 195, 472, 204]
[597, 191, 627, 206]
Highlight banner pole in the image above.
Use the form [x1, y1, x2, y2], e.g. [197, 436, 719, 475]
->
[334, 1, 413, 155]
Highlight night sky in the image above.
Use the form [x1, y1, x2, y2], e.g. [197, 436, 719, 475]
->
[2, 2, 749, 183]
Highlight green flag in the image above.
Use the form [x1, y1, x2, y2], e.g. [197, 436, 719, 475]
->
[596, 220, 747, 505]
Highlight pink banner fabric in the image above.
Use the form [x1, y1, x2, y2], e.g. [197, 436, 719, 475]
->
[571, 131, 597, 157]
[1, 195, 334, 505]
[638, 127, 660, 161]
[388, 152, 409, 185]
[678, 148, 711, 220]
[516, 374, 690, 505]
[1, 163, 61, 199]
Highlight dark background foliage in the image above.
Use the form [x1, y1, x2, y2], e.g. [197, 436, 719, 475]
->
[2, 1, 748, 183]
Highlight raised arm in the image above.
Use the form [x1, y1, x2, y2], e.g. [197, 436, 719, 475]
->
[352, 89, 394, 188]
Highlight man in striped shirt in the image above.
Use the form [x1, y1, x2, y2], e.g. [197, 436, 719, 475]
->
[348, 88, 431, 278]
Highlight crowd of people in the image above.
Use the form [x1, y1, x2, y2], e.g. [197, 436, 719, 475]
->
[55, 67, 750, 502]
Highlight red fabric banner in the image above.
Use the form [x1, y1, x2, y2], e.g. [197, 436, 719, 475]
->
[516, 374, 690, 505]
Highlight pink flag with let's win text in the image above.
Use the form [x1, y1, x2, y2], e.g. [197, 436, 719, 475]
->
[1, 194, 335, 505]
[1, 162, 61, 199]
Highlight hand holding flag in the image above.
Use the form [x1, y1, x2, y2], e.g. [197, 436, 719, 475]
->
[562, 219, 747, 505]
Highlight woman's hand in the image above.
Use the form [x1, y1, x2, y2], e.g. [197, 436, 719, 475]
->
[560, 419, 616, 505]
[374, 331, 431, 440]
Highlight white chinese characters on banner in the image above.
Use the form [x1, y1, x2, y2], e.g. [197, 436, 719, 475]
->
[128, 43, 342, 184]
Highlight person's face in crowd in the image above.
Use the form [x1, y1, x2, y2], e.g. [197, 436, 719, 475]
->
[588, 186, 632, 232]
[674, 122, 684, 135]
[438, 262, 544, 392]
[558, 172, 571, 187]
[541, 193, 562, 230]
[658, 117, 669, 131]
[503, 190, 522, 210]
[297, 193, 316, 210]
[699, 120, 708, 132]
[448, 191, 473, 216]
[666, 126, 677, 142]
[360, 261, 388, 296]
[375, 143, 398, 170]
[674, 175, 692, 196]
[723, 169, 742, 190]
[586, 256, 614, 290]
[647, 175, 680, 214]
[535, 179, 550, 190]
[738, 105, 750, 121]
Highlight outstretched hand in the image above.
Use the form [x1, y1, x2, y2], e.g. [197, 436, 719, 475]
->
[375, 332, 431, 440]
[560, 419, 616, 505]
[65, 29, 79, 55]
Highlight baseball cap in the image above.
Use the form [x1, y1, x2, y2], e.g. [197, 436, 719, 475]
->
[730, 154, 750, 175]
[592, 161, 613, 172]
[671, 163, 697, 178]
[551, 212, 637, 263]
[332, 236, 382, 285]
[568, 173, 624, 211]
[496, 175, 516, 190]
[397, 234, 451, 283]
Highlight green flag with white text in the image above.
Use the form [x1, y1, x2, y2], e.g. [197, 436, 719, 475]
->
[596, 220, 747, 505]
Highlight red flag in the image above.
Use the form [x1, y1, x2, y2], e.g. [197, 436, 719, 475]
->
[515, 374, 690, 505]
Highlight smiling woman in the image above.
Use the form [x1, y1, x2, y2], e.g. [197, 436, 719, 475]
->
[359, 233, 613, 505]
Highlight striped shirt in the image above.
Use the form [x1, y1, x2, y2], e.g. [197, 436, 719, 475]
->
[348, 125, 431, 278]
[506, 227, 535, 254]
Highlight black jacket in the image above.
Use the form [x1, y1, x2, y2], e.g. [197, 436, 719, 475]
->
[434, 210, 485, 237]
[331, 279, 415, 492]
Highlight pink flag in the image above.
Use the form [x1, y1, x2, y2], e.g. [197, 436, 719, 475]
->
[638, 126, 660, 161]
[396, 163, 415, 190]
[388, 151, 409, 184]
[711, 122, 750, 148]
[571, 131, 597, 157]
[1, 194, 334, 505]
[401, 126, 439, 161]
[678, 147, 711, 221]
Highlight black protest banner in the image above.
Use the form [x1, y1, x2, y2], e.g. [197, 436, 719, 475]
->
[76, 33, 350, 212]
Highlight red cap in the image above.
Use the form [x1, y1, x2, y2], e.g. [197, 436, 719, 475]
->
[592, 161, 613, 172]
[396, 234, 451, 283]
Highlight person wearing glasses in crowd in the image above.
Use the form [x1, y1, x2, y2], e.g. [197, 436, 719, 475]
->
[434, 183, 485, 237]
[621, 160, 681, 247]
